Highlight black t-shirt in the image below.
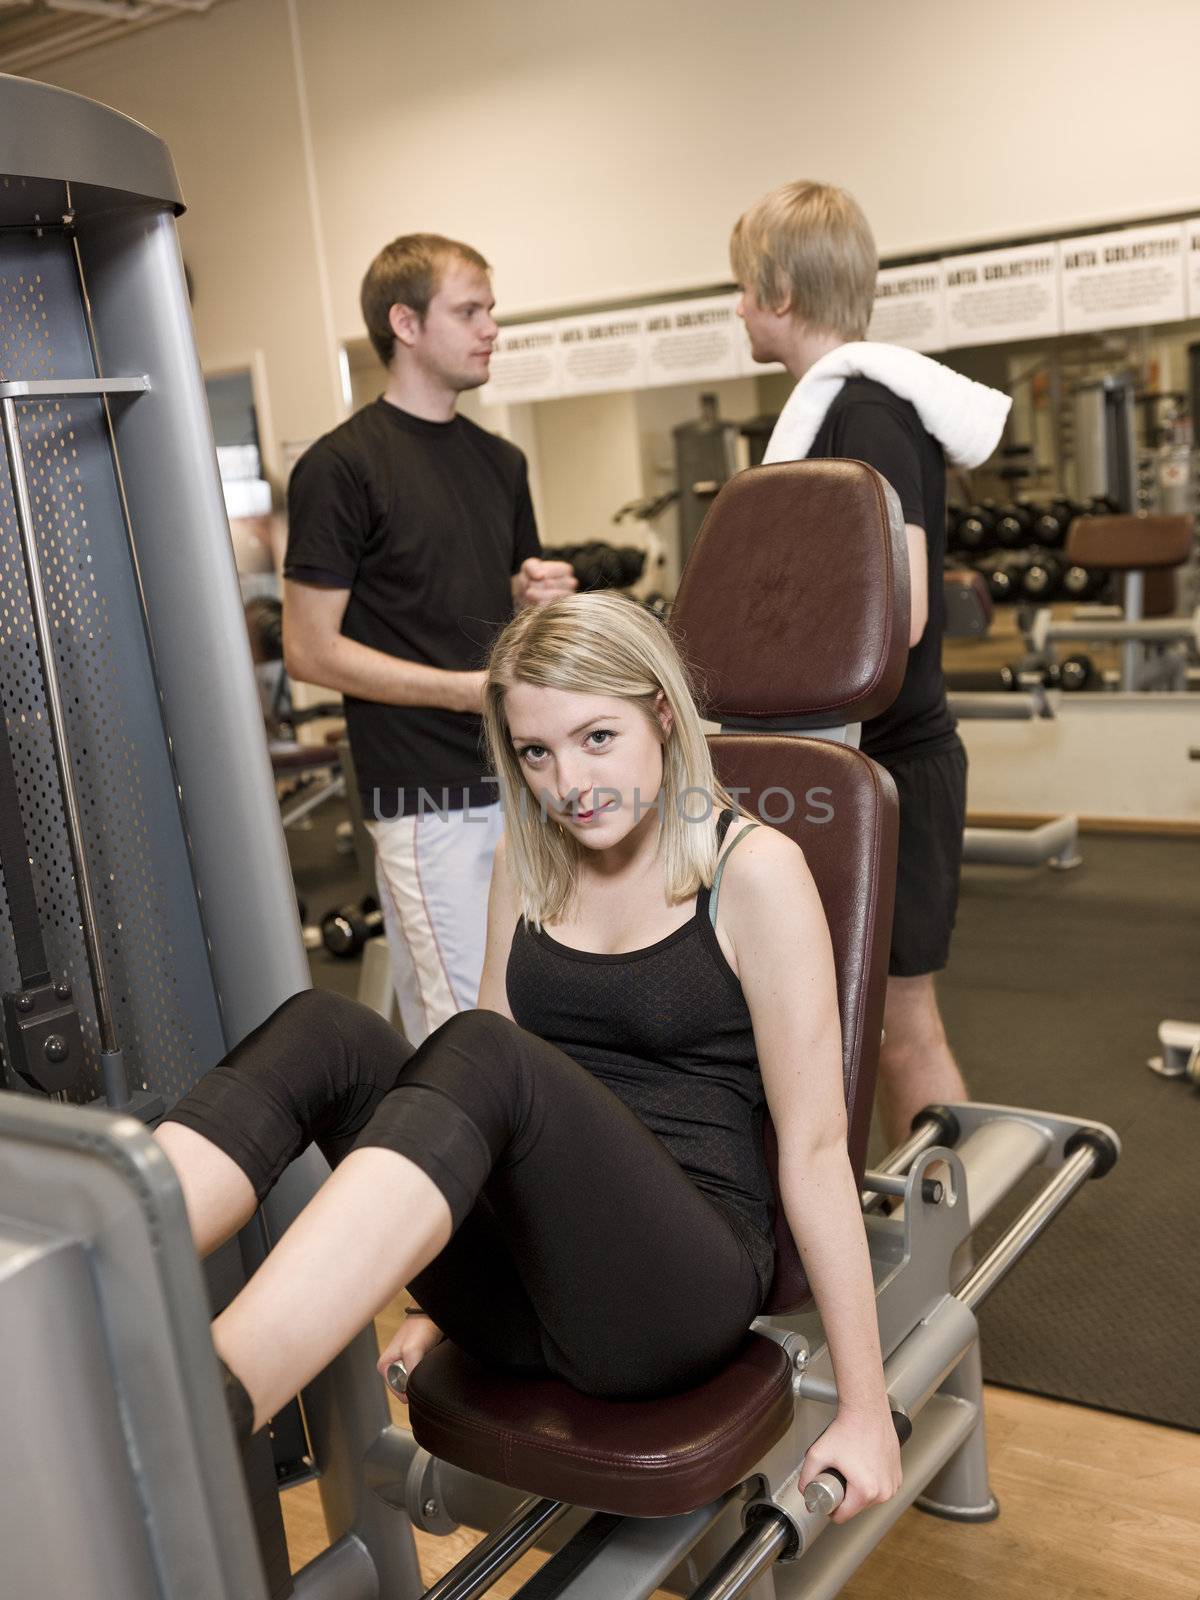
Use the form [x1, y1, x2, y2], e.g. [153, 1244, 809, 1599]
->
[285, 399, 540, 811]
[807, 378, 958, 761]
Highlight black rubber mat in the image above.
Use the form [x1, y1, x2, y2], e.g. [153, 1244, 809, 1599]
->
[938, 834, 1200, 1432]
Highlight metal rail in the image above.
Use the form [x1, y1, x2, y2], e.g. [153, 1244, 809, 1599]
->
[422, 1497, 569, 1600]
[1, 397, 120, 1057]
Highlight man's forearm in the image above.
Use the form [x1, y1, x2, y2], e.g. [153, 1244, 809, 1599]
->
[288, 635, 483, 714]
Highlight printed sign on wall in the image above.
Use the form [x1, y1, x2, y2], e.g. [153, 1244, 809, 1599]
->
[1182, 218, 1200, 320]
[942, 243, 1061, 346]
[482, 321, 562, 403]
[641, 294, 743, 386]
[867, 262, 947, 351]
[481, 216, 1200, 407]
[555, 310, 647, 396]
[1060, 223, 1186, 334]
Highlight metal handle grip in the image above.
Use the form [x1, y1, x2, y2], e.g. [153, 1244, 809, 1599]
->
[801, 1410, 913, 1517]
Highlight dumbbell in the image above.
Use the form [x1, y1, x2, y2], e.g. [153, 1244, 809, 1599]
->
[616, 547, 646, 586]
[954, 505, 998, 554]
[321, 896, 384, 959]
[998, 655, 1093, 692]
[994, 503, 1033, 548]
[973, 549, 1031, 603]
[1076, 567, 1112, 602]
[999, 660, 1035, 690]
[1050, 497, 1090, 535]
[1029, 505, 1068, 548]
[1059, 653, 1096, 692]
[1020, 549, 1064, 600]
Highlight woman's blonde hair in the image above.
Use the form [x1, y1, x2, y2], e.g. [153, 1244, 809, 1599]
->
[730, 180, 877, 340]
[483, 592, 732, 927]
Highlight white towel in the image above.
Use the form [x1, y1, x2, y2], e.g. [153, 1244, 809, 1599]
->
[762, 341, 1011, 470]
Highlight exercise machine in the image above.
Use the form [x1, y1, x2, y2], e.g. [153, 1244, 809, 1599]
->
[0, 77, 1119, 1600]
[1029, 513, 1199, 693]
[943, 570, 1081, 870]
[1147, 743, 1200, 1083]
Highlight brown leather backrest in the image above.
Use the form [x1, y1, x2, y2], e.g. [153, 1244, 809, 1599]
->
[709, 739, 898, 1313]
[1066, 513, 1193, 571]
[672, 460, 910, 727]
[672, 461, 905, 1315]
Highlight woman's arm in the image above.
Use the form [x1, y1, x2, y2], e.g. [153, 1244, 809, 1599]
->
[718, 827, 901, 1522]
[476, 834, 519, 1021]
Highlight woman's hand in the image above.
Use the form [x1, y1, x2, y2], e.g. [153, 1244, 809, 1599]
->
[376, 1311, 444, 1403]
[797, 1404, 903, 1523]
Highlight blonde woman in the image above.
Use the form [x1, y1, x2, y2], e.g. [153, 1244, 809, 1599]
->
[157, 592, 900, 1523]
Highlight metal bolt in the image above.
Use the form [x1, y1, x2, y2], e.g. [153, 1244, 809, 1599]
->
[792, 1347, 809, 1374]
[423, 1499, 438, 1519]
[54, 981, 71, 1001]
[16, 993, 34, 1013]
[44, 1035, 67, 1062]
[922, 1178, 945, 1205]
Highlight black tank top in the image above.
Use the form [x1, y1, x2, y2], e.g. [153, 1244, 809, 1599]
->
[506, 809, 775, 1298]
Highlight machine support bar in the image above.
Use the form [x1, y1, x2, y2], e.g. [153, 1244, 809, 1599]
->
[0, 397, 121, 1059]
[861, 1109, 956, 1213]
[687, 1514, 792, 1600]
[861, 1170, 944, 1204]
[1122, 569, 1144, 691]
[956, 1139, 1105, 1312]
[422, 1497, 569, 1600]
[0, 377, 150, 398]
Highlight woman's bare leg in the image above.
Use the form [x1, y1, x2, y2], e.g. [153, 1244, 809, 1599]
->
[211, 1146, 452, 1429]
[156, 1122, 258, 1258]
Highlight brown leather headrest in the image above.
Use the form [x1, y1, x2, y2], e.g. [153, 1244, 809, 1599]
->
[670, 461, 910, 726]
[1066, 514, 1194, 571]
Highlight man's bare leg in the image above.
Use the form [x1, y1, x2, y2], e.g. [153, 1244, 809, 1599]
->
[876, 972, 967, 1151]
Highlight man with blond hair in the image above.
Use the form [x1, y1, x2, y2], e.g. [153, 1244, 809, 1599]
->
[283, 233, 574, 1045]
[730, 181, 1009, 1148]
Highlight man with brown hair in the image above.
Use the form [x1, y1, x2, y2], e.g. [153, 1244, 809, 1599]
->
[283, 233, 574, 1045]
[731, 181, 1010, 1149]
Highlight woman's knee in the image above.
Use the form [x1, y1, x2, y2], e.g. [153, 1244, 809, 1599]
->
[431, 1008, 526, 1058]
[397, 1010, 539, 1155]
[263, 989, 415, 1101]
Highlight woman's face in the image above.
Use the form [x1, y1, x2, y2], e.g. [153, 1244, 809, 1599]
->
[503, 683, 672, 850]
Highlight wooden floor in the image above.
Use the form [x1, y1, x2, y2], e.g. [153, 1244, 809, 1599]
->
[279, 1297, 1200, 1599]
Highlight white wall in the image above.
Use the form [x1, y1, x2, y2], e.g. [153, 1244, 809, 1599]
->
[34, 0, 1200, 472]
[295, 0, 1200, 321]
[40, 0, 342, 478]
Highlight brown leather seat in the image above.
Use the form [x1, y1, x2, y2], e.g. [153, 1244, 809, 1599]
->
[407, 461, 907, 1515]
[408, 1336, 794, 1518]
[1065, 512, 1193, 571]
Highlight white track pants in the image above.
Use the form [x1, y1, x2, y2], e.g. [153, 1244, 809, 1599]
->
[366, 802, 504, 1047]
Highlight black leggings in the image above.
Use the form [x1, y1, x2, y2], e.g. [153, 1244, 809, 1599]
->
[164, 991, 762, 1398]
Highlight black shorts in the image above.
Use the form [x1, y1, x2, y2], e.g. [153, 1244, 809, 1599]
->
[879, 740, 968, 978]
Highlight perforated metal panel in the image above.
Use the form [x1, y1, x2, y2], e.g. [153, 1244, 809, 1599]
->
[0, 227, 226, 1103]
